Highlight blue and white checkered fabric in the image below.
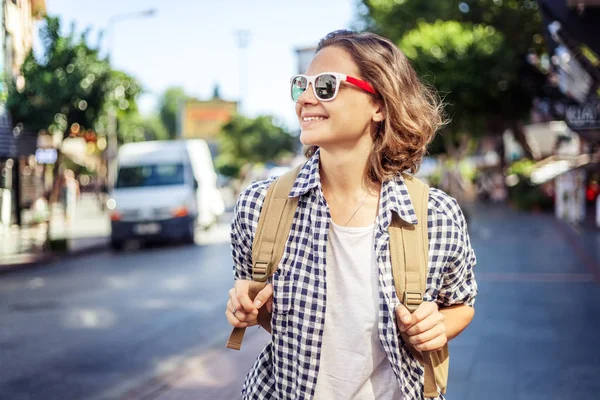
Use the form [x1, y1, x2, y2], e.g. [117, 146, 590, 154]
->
[231, 149, 478, 400]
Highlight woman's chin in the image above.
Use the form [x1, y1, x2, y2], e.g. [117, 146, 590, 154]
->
[299, 130, 321, 147]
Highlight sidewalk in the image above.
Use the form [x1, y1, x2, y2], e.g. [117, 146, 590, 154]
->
[119, 329, 270, 400]
[0, 193, 110, 272]
[122, 202, 600, 400]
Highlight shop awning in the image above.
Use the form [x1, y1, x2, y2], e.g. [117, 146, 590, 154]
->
[538, 0, 600, 56]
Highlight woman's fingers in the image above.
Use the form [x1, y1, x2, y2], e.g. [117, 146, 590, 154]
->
[405, 312, 442, 336]
[226, 280, 274, 328]
[228, 288, 241, 313]
[252, 284, 273, 309]
[226, 297, 258, 327]
[225, 306, 249, 328]
[408, 321, 446, 346]
[235, 281, 259, 315]
[414, 333, 448, 352]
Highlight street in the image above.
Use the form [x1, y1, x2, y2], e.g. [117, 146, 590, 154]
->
[0, 219, 236, 400]
[1, 204, 600, 400]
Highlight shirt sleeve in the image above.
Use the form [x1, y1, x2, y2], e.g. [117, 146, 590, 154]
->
[230, 194, 253, 281]
[230, 178, 274, 281]
[437, 199, 478, 307]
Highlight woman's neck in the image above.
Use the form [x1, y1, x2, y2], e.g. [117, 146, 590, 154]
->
[318, 140, 381, 227]
[319, 139, 378, 199]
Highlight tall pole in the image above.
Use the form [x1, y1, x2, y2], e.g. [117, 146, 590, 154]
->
[105, 8, 157, 189]
[236, 30, 250, 115]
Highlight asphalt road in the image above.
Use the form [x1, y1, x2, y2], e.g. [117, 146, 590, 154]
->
[0, 222, 235, 400]
[2, 205, 600, 400]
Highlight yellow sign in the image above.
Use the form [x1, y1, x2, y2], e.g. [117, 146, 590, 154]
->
[181, 99, 237, 140]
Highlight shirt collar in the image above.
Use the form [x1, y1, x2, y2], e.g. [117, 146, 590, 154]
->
[380, 174, 419, 226]
[288, 148, 418, 226]
[288, 148, 321, 198]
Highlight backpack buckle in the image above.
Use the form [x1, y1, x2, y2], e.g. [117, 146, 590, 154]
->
[252, 261, 272, 282]
[403, 292, 423, 312]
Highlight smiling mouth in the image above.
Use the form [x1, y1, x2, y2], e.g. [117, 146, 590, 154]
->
[301, 116, 328, 123]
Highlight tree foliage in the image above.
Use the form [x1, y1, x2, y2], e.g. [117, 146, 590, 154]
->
[118, 113, 169, 143]
[359, 0, 548, 154]
[399, 20, 507, 134]
[361, 0, 543, 55]
[216, 115, 298, 178]
[158, 86, 187, 139]
[6, 16, 141, 140]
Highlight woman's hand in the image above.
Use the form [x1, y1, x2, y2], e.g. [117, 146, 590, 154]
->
[395, 301, 447, 352]
[226, 280, 273, 329]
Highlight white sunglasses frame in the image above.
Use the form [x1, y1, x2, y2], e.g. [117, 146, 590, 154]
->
[290, 72, 376, 102]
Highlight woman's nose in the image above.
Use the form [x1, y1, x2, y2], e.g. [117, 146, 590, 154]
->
[297, 83, 318, 105]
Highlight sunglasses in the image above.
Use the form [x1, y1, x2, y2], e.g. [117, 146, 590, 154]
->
[290, 72, 376, 102]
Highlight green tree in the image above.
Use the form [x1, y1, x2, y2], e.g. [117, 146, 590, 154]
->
[7, 16, 140, 139]
[212, 83, 221, 99]
[216, 115, 298, 178]
[5, 15, 142, 246]
[118, 113, 168, 143]
[399, 21, 507, 136]
[359, 0, 547, 159]
[158, 86, 187, 139]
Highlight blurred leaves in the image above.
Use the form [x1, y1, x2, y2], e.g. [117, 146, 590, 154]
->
[158, 86, 188, 140]
[400, 20, 508, 135]
[117, 113, 169, 143]
[361, 0, 543, 56]
[6, 15, 141, 141]
[360, 0, 548, 152]
[216, 115, 297, 178]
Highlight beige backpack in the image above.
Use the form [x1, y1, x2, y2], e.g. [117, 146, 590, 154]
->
[227, 165, 449, 398]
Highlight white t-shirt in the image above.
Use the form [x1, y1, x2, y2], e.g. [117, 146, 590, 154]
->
[313, 221, 403, 400]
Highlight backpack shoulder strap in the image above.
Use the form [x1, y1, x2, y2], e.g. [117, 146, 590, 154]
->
[390, 175, 449, 398]
[251, 164, 302, 282]
[226, 164, 302, 350]
[389, 175, 429, 312]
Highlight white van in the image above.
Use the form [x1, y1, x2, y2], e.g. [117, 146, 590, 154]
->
[107, 140, 224, 250]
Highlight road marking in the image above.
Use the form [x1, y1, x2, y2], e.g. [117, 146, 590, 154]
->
[477, 272, 596, 283]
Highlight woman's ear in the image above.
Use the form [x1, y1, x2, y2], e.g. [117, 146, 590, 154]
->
[372, 102, 385, 123]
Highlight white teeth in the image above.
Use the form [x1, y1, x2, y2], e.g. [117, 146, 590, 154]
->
[302, 116, 327, 122]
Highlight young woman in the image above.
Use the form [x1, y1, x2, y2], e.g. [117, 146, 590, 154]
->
[226, 30, 477, 400]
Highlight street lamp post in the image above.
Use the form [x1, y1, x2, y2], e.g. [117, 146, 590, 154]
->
[105, 8, 158, 189]
[235, 30, 250, 115]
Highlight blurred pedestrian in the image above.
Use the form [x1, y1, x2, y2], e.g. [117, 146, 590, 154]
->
[60, 169, 80, 225]
[226, 30, 477, 400]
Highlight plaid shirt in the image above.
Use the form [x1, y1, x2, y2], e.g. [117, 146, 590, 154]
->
[231, 150, 478, 400]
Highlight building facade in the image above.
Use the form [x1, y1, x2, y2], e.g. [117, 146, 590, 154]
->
[0, 0, 45, 227]
[537, 0, 600, 225]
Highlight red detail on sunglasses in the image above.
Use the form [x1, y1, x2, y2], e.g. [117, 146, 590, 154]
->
[346, 76, 376, 95]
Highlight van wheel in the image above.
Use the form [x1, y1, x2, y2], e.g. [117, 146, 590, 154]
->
[184, 220, 195, 244]
[111, 240, 124, 251]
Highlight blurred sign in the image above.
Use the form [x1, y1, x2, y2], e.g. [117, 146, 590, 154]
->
[36, 133, 54, 148]
[555, 168, 586, 224]
[0, 189, 11, 228]
[180, 99, 237, 140]
[35, 148, 57, 164]
[567, 0, 600, 7]
[565, 101, 600, 130]
[295, 46, 317, 74]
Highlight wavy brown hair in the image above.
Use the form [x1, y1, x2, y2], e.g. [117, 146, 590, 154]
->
[305, 30, 446, 183]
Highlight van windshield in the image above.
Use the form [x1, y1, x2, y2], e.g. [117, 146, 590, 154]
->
[116, 163, 185, 188]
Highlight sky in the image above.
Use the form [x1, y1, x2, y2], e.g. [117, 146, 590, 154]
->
[43, 0, 363, 130]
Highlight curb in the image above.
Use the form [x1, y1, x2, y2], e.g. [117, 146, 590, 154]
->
[0, 239, 109, 276]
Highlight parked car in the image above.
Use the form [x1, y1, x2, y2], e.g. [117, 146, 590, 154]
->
[107, 140, 224, 250]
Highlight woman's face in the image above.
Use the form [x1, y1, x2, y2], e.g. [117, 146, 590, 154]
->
[295, 46, 382, 151]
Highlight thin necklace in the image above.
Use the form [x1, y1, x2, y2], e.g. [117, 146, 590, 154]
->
[344, 192, 370, 226]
